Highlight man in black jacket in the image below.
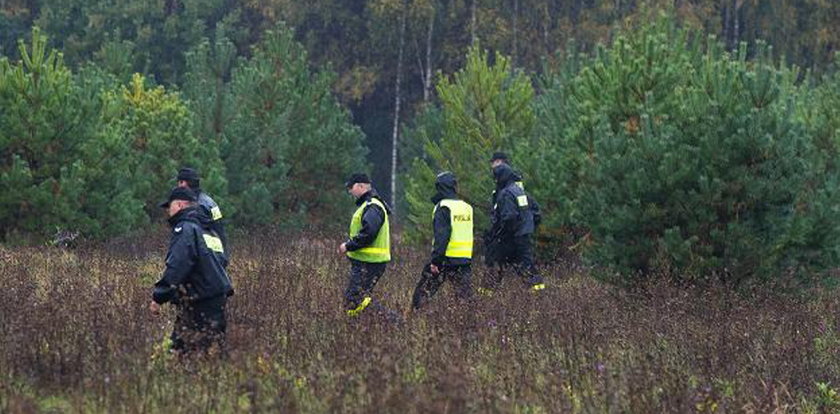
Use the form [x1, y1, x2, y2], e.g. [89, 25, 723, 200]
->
[149, 186, 233, 355]
[485, 153, 541, 266]
[338, 173, 392, 317]
[176, 167, 229, 266]
[412, 172, 474, 309]
[484, 164, 546, 291]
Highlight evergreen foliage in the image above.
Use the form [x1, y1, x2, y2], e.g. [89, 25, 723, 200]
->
[403, 46, 535, 244]
[101, 73, 227, 217]
[0, 29, 99, 241]
[530, 43, 587, 233]
[0, 29, 227, 241]
[2, 5, 840, 288]
[219, 24, 368, 226]
[34, 0, 219, 85]
[537, 19, 840, 284]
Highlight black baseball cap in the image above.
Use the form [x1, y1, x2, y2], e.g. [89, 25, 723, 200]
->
[158, 186, 197, 208]
[344, 173, 371, 188]
[176, 167, 200, 182]
[489, 152, 509, 162]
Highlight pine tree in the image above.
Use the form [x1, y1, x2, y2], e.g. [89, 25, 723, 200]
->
[101, 73, 225, 217]
[0, 28, 97, 242]
[223, 24, 367, 226]
[541, 17, 840, 284]
[403, 46, 536, 244]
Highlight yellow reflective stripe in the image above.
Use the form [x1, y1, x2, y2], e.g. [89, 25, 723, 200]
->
[347, 296, 372, 316]
[445, 241, 473, 256]
[446, 248, 472, 253]
[210, 206, 223, 220]
[531, 283, 546, 291]
[444, 250, 472, 258]
[202, 234, 224, 253]
[516, 195, 529, 207]
[445, 248, 472, 253]
[357, 247, 389, 254]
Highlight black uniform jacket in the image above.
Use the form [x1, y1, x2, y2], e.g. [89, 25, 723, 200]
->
[489, 169, 541, 229]
[491, 164, 535, 240]
[153, 206, 233, 305]
[196, 190, 229, 266]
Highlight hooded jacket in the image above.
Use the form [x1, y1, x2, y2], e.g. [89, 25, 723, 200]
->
[195, 190, 229, 266]
[153, 206, 233, 305]
[430, 173, 471, 266]
[491, 164, 535, 239]
[489, 167, 541, 229]
[345, 189, 392, 252]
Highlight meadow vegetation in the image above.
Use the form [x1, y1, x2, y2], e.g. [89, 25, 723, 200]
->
[2, 232, 839, 413]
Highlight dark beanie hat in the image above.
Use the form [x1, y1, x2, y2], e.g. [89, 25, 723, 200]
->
[344, 173, 372, 188]
[489, 152, 509, 162]
[176, 167, 200, 182]
[158, 186, 197, 208]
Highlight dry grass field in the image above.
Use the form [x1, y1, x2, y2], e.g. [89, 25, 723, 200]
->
[1, 231, 839, 413]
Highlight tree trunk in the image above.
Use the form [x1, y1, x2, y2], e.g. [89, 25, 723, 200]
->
[733, 0, 740, 47]
[542, 1, 550, 54]
[424, 4, 435, 102]
[512, 0, 519, 65]
[470, 0, 478, 45]
[212, 74, 225, 141]
[391, 0, 408, 210]
[722, 0, 732, 49]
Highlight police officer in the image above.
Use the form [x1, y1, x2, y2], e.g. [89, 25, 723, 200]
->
[488, 152, 538, 221]
[412, 172, 473, 309]
[485, 152, 542, 266]
[176, 167, 229, 265]
[149, 187, 233, 355]
[484, 164, 545, 291]
[338, 173, 392, 317]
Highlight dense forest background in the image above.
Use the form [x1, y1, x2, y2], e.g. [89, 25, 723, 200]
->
[3, 0, 840, 284]
[3, 0, 839, 202]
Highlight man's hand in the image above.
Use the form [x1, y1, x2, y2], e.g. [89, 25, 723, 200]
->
[149, 301, 161, 315]
[338, 242, 348, 254]
[430, 264, 440, 275]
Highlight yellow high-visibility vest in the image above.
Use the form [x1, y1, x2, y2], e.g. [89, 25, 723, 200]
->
[434, 199, 473, 259]
[347, 198, 391, 263]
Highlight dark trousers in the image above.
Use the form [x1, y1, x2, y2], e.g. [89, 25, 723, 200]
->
[344, 259, 387, 311]
[412, 263, 472, 309]
[485, 235, 544, 289]
[170, 295, 227, 355]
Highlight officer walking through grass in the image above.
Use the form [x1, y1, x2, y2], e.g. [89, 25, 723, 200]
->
[411, 172, 474, 309]
[149, 186, 233, 355]
[338, 173, 392, 317]
[176, 167, 229, 266]
[487, 152, 540, 230]
[483, 163, 546, 292]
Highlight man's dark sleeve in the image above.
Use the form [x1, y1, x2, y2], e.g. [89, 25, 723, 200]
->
[497, 192, 519, 239]
[211, 220, 230, 266]
[153, 227, 198, 304]
[529, 196, 542, 228]
[431, 206, 451, 265]
[345, 204, 385, 251]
